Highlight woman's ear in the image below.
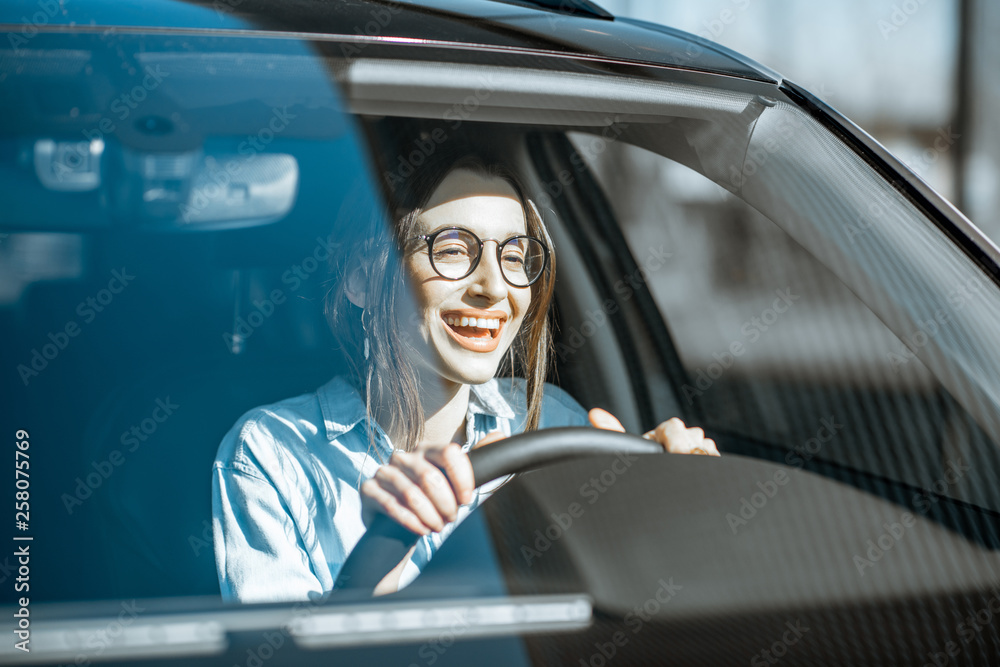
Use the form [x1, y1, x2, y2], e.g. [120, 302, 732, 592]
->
[344, 263, 368, 308]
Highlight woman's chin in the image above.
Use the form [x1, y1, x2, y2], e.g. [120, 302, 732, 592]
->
[421, 333, 511, 385]
[448, 365, 501, 386]
[436, 355, 504, 386]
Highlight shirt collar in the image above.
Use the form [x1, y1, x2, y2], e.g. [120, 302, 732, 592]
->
[317, 375, 516, 442]
[469, 378, 516, 421]
[317, 376, 368, 442]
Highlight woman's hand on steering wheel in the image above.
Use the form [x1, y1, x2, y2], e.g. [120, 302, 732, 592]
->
[344, 422, 717, 595]
[360, 411, 717, 539]
[360, 432, 506, 537]
[588, 408, 721, 457]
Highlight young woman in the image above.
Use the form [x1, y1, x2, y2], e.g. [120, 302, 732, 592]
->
[212, 152, 718, 604]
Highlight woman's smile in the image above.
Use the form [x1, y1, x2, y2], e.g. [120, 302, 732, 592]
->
[440, 309, 508, 352]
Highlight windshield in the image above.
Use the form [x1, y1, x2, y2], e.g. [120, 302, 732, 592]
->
[4, 24, 1000, 667]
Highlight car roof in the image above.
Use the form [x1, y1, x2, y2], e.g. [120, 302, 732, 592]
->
[0, 0, 780, 83]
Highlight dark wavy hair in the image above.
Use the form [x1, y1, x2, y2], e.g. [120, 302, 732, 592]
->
[324, 152, 556, 457]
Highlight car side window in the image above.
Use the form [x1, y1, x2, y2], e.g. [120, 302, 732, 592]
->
[572, 132, 1000, 514]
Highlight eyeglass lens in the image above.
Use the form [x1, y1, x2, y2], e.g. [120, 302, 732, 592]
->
[429, 228, 545, 286]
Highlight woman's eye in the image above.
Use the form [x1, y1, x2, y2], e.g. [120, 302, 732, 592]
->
[502, 252, 525, 266]
[433, 246, 471, 261]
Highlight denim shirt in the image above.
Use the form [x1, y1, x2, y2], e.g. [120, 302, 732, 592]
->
[212, 375, 589, 603]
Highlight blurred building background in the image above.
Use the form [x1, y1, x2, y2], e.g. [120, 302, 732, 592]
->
[570, 1, 1000, 474]
[599, 0, 999, 242]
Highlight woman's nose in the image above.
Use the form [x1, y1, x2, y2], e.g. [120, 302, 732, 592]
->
[468, 241, 508, 299]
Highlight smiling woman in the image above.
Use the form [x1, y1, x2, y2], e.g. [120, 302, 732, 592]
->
[210, 147, 718, 604]
[332, 155, 557, 445]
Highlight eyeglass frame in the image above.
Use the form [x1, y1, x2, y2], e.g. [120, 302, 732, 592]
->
[410, 226, 550, 288]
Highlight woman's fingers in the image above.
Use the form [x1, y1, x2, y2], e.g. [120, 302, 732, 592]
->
[647, 418, 721, 456]
[393, 450, 461, 524]
[373, 462, 447, 532]
[360, 478, 431, 536]
[360, 443, 477, 535]
[424, 442, 476, 506]
[590, 409, 719, 456]
[589, 407, 626, 432]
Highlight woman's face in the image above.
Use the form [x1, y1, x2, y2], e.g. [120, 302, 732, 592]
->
[401, 168, 534, 388]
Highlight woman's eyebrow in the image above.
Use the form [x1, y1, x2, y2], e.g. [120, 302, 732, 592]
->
[422, 225, 529, 239]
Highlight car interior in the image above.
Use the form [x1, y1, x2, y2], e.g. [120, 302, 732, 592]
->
[4, 27, 1000, 665]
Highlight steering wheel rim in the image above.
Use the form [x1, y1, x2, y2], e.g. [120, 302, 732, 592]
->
[331, 426, 663, 595]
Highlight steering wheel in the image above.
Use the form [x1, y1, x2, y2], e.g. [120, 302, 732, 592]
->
[332, 426, 664, 595]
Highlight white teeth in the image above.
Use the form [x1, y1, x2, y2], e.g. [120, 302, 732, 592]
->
[446, 316, 503, 330]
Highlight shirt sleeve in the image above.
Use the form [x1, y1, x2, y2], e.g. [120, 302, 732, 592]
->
[213, 462, 328, 604]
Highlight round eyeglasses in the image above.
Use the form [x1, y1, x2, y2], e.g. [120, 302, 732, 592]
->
[413, 226, 549, 287]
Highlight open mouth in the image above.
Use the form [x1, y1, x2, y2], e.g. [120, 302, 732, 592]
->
[441, 312, 506, 352]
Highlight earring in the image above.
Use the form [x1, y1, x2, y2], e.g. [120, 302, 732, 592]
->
[361, 309, 371, 361]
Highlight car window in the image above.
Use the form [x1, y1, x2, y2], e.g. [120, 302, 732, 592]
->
[0, 31, 385, 604]
[572, 133, 1000, 514]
